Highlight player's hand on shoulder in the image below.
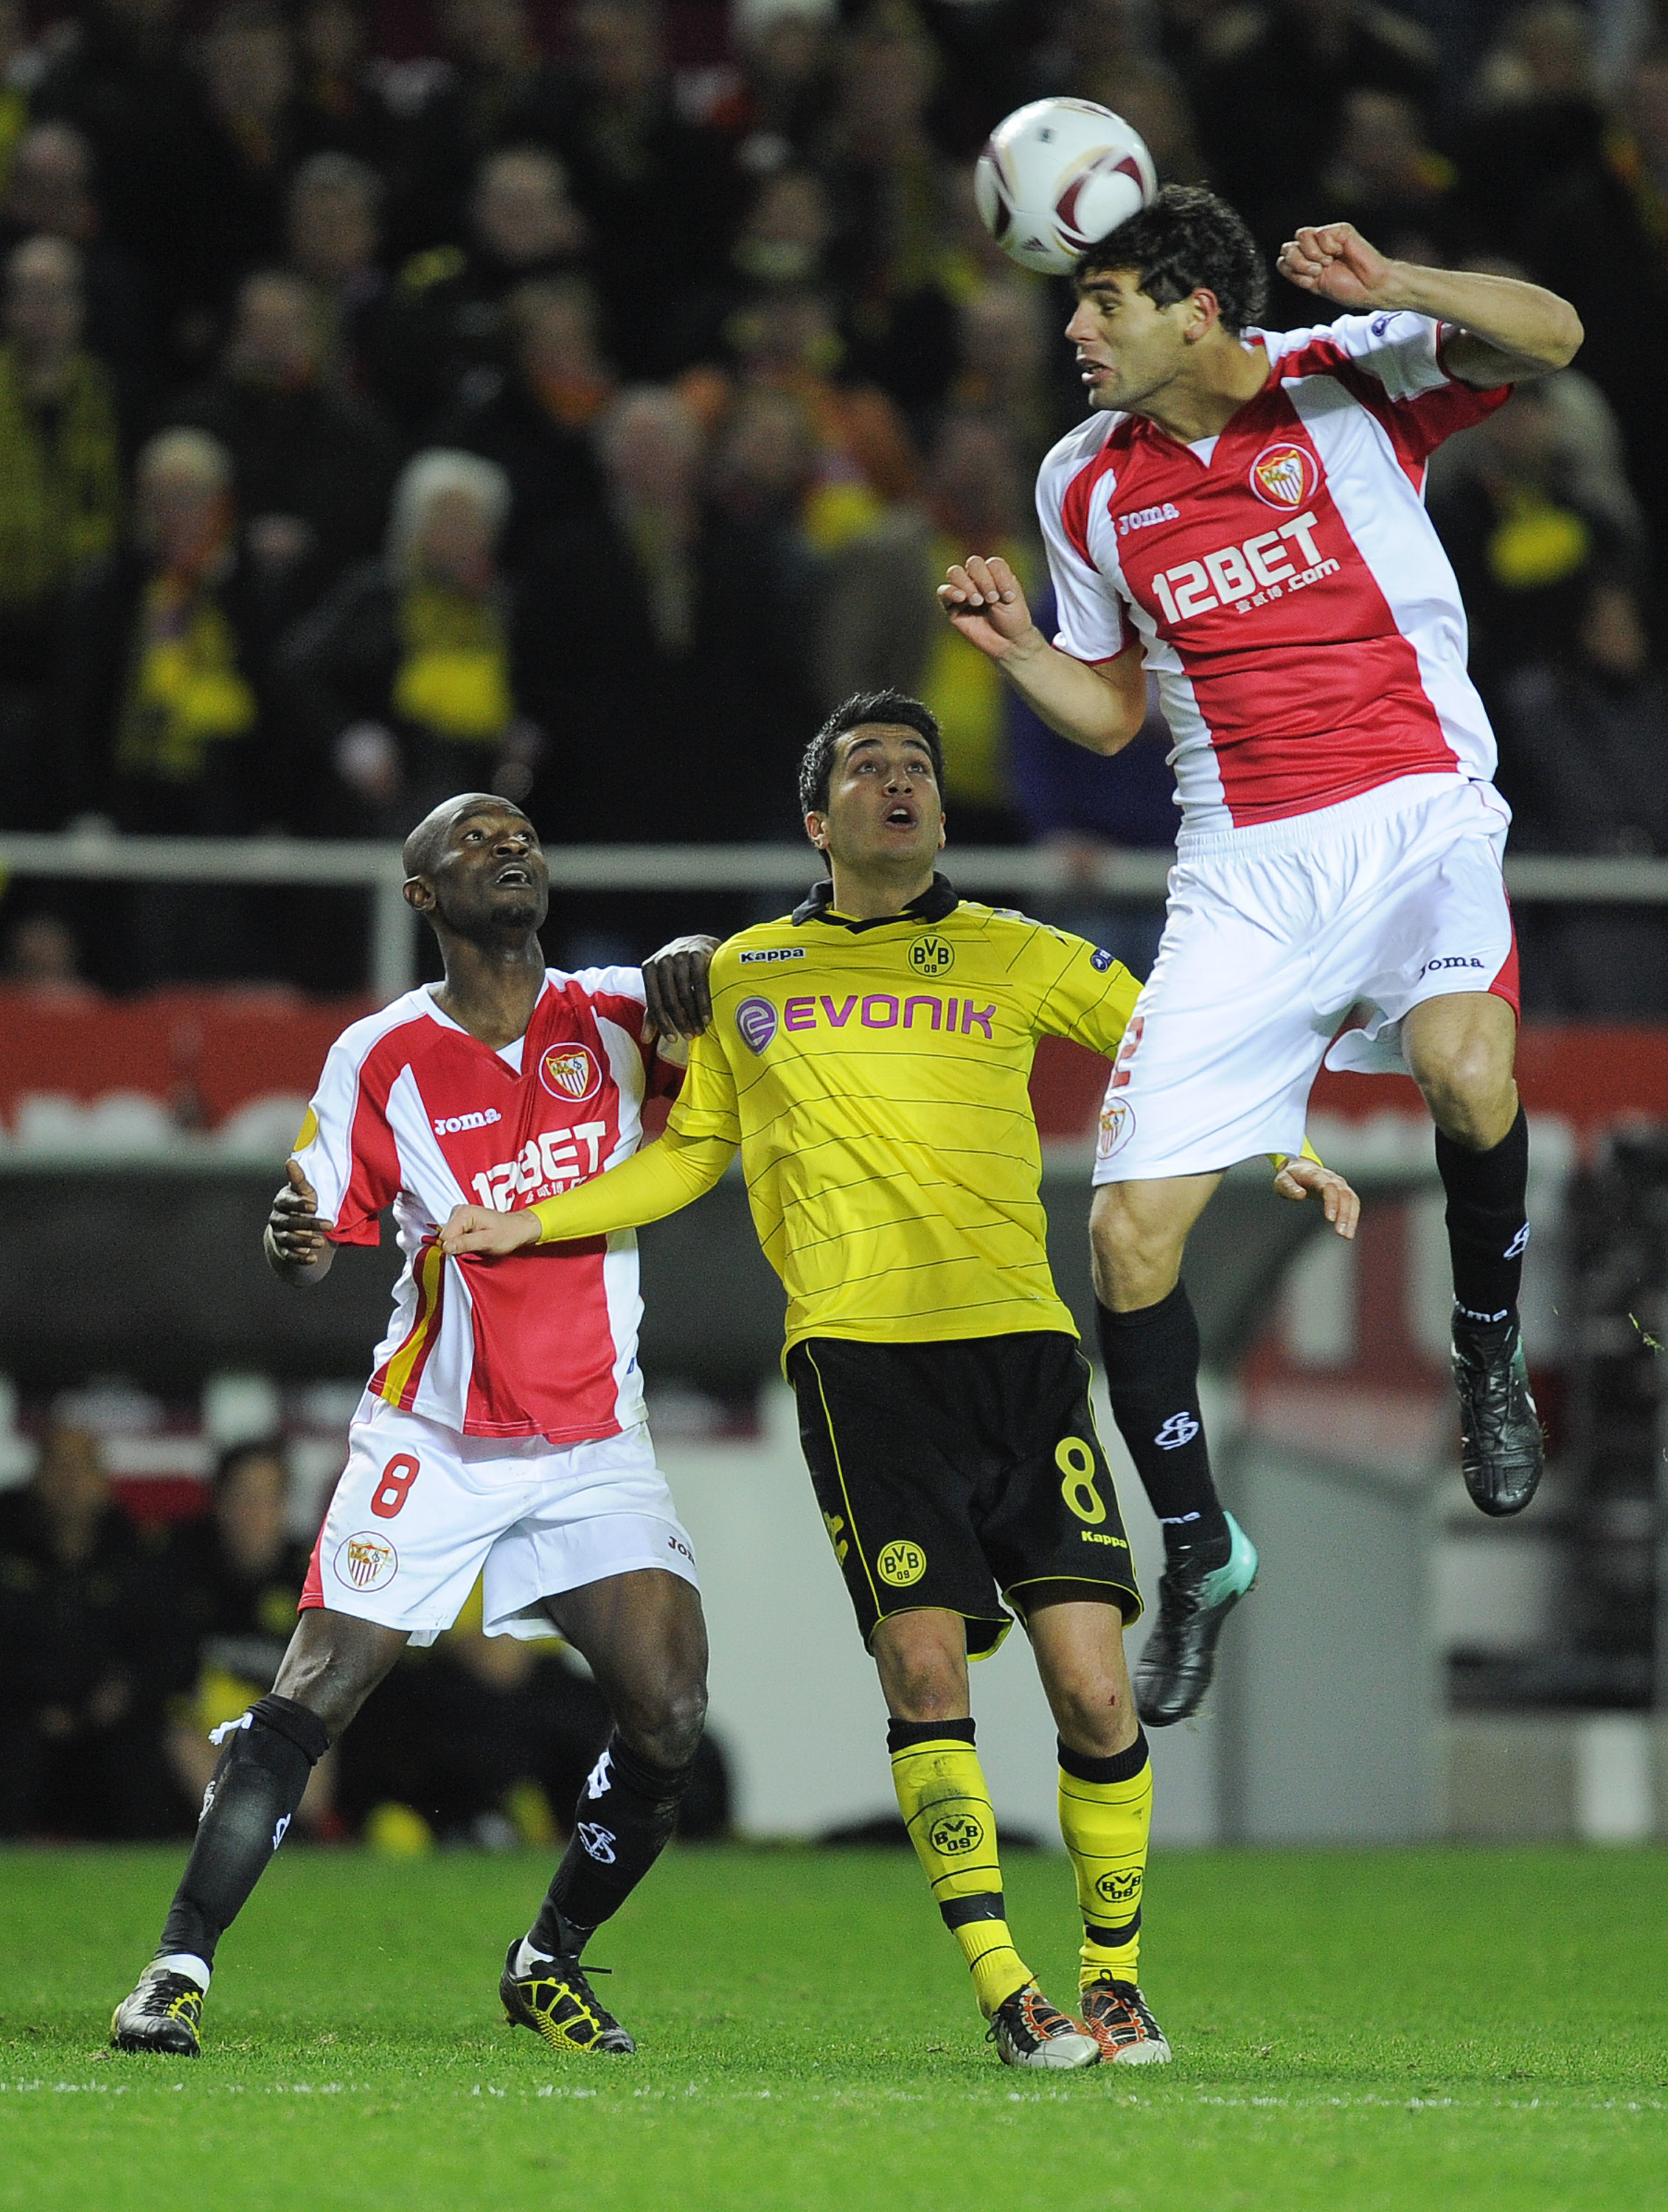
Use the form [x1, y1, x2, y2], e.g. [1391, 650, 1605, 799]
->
[437, 1203, 542, 1258]
[939, 554, 1035, 661]
[1278, 223, 1396, 310]
[265, 1158, 334, 1266]
[1271, 1155, 1361, 1240]
[643, 933, 719, 1040]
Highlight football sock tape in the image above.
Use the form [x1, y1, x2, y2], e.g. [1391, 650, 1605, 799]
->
[1057, 1729, 1152, 1993]
[887, 1717, 1032, 2018]
[1097, 1284, 1229, 1564]
[158, 1694, 330, 1970]
[1437, 1105, 1530, 1335]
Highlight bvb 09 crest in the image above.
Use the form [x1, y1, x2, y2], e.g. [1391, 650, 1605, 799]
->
[908, 935, 954, 977]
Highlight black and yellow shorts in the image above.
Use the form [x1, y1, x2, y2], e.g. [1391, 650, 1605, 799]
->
[786, 1331, 1141, 1658]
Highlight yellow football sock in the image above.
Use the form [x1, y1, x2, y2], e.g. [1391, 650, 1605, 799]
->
[1057, 1728, 1152, 1992]
[889, 1719, 1031, 2017]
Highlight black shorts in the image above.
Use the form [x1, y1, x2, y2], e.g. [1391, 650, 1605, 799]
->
[786, 1332, 1141, 1658]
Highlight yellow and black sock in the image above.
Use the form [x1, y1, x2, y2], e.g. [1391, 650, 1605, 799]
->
[1057, 1728, 1152, 1993]
[888, 1717, 1031, 2018]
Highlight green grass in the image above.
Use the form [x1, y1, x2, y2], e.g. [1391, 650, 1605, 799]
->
[2, 1845, 1667, 2212]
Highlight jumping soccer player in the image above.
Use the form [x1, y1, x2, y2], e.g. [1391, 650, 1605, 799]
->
[939, 192, 1582, 1725]
[437, 694, 1355, 2070]
[111, 794, 708, 2059]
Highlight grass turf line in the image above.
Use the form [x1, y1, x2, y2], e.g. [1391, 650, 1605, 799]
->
[2, 1843, 1666, 2212]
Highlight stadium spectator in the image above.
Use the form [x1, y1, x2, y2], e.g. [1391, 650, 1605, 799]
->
[436, 274, 613, 563]
[0, 1417, 178, 1838]
[377, 142, 588, 435]
[395, 0, 570, 251]
[1318, 87, 1461, 267]
[1037, 0, 1206, 186]
[163, 1439, 330, 1834]
[169, 0, 300, 327]
[543, 0, 735, 375]
[282, 150, 398, 403]
[60, 426, 280, 976]
[0, 121, 163, 422]
[948, 276, 1063, 474]
[1459, 0, 1607, 256]
[291, 0, 400, 175]
[719, 0, 840, 174]
[659, 164, 837, 378]
[0, 234, 123, 829]
[282, 447, 544, 837]
[1497, 580, 1668, 1015]
[163, 266, 400, 623]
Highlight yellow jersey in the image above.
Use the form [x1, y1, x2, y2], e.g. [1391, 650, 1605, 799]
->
[529, 874, 1140, 1350]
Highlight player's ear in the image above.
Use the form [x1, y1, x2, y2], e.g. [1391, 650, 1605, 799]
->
[1184, 286, 1220, 342]
[805, 811, 828, 851]
[403, 876, 435, 914]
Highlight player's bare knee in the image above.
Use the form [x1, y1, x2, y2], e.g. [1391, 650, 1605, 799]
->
[617, 1672, 707, 1770]
[1089, 1198, 1182, 1310]
[1413, 1043, 1515, 1147]
[1053, 1677, 1139, 1760]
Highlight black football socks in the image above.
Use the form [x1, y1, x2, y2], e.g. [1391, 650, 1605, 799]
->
[1097, 1282, 1230, 1569]
[525, 1733, 693, 1964]
[1437, 1105, 1530, 1349]
[156, 1694, 332, 1986]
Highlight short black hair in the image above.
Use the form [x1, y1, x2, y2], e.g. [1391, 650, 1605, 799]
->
[1076, 184, 1267, 335]
[798, 691, 944, 818]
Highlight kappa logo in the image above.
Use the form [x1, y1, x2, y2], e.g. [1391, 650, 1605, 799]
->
[585, 1748, 612, 1801]
[878, 1539, 926, 1587]
[736, 996, 779, 1054]
[908, 934, 955, 977]
[1154, 1413, 1200, 1451]
[539, 1042, 602, 1105]
[928, 1812, 984, 1857]
[822, 1511, 849, 1565]
[333, 1531, 397, 1593]
[577, 1823, 616, 1864]
[1249, 440, 1321, 509]
[738, 946, 806, 964]
[1095, 1868, 1141, 1906]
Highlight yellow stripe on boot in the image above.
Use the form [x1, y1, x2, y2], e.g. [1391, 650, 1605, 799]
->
[1057, 1730, 1153, 1992]
[889, 1719, 1031, 2017]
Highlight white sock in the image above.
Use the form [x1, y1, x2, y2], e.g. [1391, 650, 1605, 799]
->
[513, 1935, 553, 1978]
[155, 1952, 212, 1991]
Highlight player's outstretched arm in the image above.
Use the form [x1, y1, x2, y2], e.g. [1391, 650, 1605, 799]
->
[938, 554, 1147, 757]
[1276, 223, 1582, 385]
[438, 1122, 736, 1259]
[263, 1159, 338, 1283]
[643, 933, 720, 1040]
[1271, 1153, 1360, 1241]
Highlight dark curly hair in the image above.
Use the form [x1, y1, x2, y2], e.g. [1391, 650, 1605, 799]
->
[1076, 184, 1268, 334]
[797, 690, 944, 819]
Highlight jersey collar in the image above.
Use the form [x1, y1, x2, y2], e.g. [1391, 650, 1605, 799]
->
[790, 872, 958, 931]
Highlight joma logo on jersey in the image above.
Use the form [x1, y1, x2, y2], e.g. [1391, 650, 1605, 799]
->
[538, 1043, 601, 1105]
[470, 1121, 607, 1210]
[433, 1107, 502, 1135]
[1117, 500, 1181, 535]
[1150, 512, 1334, 624]
[928, 1812, 984, 1857]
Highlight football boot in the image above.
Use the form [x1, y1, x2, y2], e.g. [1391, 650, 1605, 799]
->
[1134, 1511, 1259, 1726]
[1452, 1319, 1543, 1517]
[1080, 1979, 1172, 2065]
[110, 1966, 204, 2056]
[500, 1939, 636, 2054]
[987, 1984, 1100, 2070]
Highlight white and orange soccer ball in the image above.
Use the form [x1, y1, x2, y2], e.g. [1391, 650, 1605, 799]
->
[974, 98, 1158, 276]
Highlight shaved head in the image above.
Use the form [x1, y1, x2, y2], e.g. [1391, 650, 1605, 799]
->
[402, 792, 528, 880]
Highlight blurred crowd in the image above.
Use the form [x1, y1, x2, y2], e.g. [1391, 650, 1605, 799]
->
[0, 0, 1661, 1004]
[0, 1416, 730, 1843]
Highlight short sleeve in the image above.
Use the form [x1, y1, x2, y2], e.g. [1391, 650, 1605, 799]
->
[1037, 434, 1127, 664]
[292, 1031, 400, 1247]
[1277, 312, 1510, 462]
[1029, 929, 1142, 1057]
[664, 1026, 741, 1152]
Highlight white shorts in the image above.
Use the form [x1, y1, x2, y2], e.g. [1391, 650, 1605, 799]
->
[1092, 776, 1518, 1184]
[300, 1397, 699, 1646]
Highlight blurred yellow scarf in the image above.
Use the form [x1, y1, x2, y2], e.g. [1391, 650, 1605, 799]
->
[394, 580, 515, 743]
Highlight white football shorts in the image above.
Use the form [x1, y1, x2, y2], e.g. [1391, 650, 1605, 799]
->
[300, 1396, 699, 1645]
[1092, 774, 1518, 1184]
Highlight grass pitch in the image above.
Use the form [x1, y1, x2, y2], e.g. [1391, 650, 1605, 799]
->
[2, 1844, 1665, 2212]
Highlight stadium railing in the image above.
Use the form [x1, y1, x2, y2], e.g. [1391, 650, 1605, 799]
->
[4, 830, 1667, 1002]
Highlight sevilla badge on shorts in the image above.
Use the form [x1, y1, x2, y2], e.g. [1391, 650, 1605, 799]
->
[539, 1042, 602, 1105]
[1249, 441, 1321, 509]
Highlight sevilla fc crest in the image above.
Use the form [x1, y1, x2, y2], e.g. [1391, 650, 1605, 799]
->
[538, 1042, 602, 1105]
[1249, 441, 1320, 509]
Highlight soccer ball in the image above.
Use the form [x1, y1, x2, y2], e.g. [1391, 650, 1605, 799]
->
[974, 98, 1158, 277]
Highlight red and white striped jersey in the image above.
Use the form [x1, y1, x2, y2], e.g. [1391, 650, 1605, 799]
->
[1037, 312, 1512, 839]
[293, 969, 675, 1445]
